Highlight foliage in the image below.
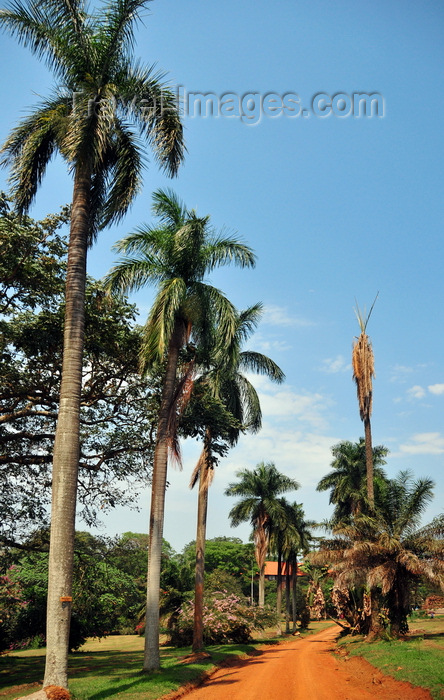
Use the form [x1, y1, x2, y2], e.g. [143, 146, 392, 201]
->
[106, 188, 256, 670]
[169, 592, 277, 647]
[0, 203, 158, 544]
[226, 462, 300, 605]
[0, 532, 144, 652]
[316, 439, 388, 524]
[311, 470, 444, 638]
[181, 537, 255, 592]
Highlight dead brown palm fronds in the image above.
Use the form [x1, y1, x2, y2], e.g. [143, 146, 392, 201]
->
[352, 293, 378, 506]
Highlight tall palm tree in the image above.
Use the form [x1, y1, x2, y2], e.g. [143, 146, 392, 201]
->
[0, 0, 184, 687]
[352, 296, 378, 507]
[281, 502, 313, 632]
[225, 462, 299, 607]
[105, 188, 255, 670]
[316, 439, 388, 523]
[188, 304, 285, 651]
[312, 471, 444, 638]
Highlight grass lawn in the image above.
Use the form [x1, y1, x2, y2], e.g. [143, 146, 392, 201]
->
[338, 616, 444, 700]
[0, 621, 331, 700]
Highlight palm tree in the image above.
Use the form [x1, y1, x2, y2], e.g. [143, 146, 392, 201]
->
[225, 462, 300, 607]
[0, 0, 184, 687]
[352, 296, 378, 507]
[311, 471, 444, 638]
[188, 304, 285, 651]
[316, 439, 388, 523]
[281, 503, 313, 632]
[105, 188, 255, 670]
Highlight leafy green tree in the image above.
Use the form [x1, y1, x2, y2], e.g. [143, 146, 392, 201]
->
[0, 206, 157, 546]
[225, 462, 300, 607]
[316, 439, 388, 524]
[106, 188, 255, 670]
[1, 532, 143, 652]
[311, 471, 444, 638]
[1, 0, 184, 684]
[181, 537, 255, 592]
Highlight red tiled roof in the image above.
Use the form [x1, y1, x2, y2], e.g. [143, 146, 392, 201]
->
[263, 561, 306, 576]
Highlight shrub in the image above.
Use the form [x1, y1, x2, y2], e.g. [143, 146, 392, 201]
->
[170, 591, 277, 646]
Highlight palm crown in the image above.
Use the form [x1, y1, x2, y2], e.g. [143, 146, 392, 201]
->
[106, 188, 256, 368]
[0, 0, 184, 234]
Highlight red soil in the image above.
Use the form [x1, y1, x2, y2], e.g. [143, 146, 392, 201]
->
[167, 626, 432, 700]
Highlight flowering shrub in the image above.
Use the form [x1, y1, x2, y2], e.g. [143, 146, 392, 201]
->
[169, 591, 277, 647]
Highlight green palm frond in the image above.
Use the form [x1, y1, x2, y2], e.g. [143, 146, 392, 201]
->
[239, 350, 285, 383]
[100, 123, 144, 227]
[141, 277, 187, 365]
[1, 95, 68, 213]
[204, 235, 257, 272]
[95, 0, 151, 71]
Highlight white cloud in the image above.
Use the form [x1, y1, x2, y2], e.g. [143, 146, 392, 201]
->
[407, 385, 426, 399]
[428, 384, 444, 395]
[399, 432, 444, 455]
[246, 375, 332, 430]
[250, 332, 291, 354]
[262, 304, 314, 328]
[319, 355, 349, 374]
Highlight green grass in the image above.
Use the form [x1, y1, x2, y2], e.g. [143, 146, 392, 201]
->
[338, 616, 444, 700]
[0, 622, 331, 700]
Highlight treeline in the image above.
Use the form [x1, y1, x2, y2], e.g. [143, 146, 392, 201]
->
[0, 533, 259, 652]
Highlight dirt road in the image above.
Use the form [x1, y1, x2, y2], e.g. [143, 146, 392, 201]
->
[175, 626, 432, 700]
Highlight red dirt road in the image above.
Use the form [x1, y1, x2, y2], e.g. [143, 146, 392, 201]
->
[176, 626, 432, 700]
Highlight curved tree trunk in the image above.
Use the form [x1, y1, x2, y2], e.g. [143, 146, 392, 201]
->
[44, 168, 91, 688]
[192, 431, 212, 653]
[364, 416, 374, 507]
[143, 327, 182, 672]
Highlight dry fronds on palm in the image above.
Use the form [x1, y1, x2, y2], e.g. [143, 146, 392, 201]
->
[352, 295, 378, 421]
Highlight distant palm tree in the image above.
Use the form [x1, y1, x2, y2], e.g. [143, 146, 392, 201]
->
[225, 462, 299, 606]
[106, 188, 255, 670]
[312, 471, 444, 638]
[0, 0, 184, 687]
[316, 439, 388, 523]
[352, 296, 378, 506]
[189, 304, 285, 650]
[281, 503, 314, 632]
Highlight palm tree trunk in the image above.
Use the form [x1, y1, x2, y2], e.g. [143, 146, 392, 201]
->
[364, 416, 374, 507]
[292, 557, 298, 632]
[276, 545, 283, 633]
[285, 565, 291, 633]
[192, 432, 211, 653]
[258, 565, 265, 607]
[367, 587, 383, 641]
[44, 168, 91, 688]
[143, 327, 182, 672]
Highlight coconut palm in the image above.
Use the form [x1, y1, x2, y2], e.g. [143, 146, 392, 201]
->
[352, 296, 378, 506]
[311, 471, 444, 638]
[225, 462, 300, 607]
[316, 439, 388, 524]
[105, 188, 255, 670]
[0, 0, 184, 686]
[188, 304, 285, 650]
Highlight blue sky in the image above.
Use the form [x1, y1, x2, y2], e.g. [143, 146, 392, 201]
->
[1, 0, 443, 552]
